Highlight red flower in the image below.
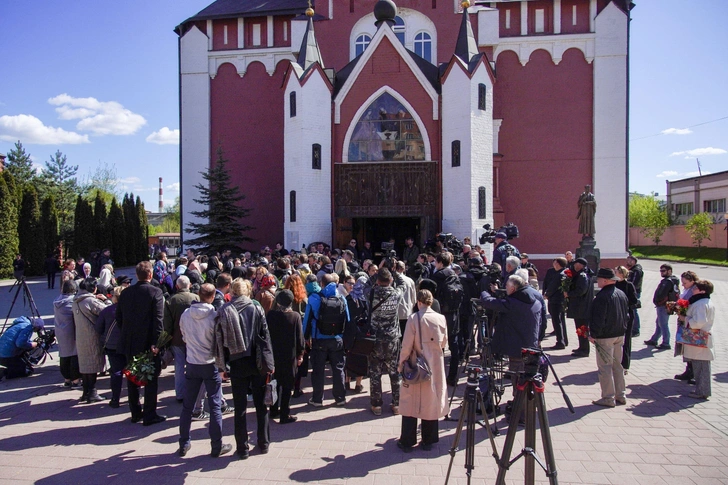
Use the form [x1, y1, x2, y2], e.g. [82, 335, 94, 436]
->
[564, 269, 574, 278]
[576, 325, 589, 338]
[677, 299, 690, 308]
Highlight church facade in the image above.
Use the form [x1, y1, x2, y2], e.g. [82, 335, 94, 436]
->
[176, 0, 631, 265]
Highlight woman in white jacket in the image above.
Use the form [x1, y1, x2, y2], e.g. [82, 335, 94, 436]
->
[679, 279, 715, 399]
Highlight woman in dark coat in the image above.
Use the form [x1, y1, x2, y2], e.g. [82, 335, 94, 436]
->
[344, 276, 369, 392]
[268, 290, 305, 423]
[615, 266, 639, 372]
[284, 274, 309, 397]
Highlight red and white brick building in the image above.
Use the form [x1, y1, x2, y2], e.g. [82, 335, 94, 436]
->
[176, 0, 631, 265]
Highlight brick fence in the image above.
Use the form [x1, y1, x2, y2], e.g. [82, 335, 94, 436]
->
[629, 225, 728, 248]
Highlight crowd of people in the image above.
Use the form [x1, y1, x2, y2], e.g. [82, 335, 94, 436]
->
[0, 233, 717, 458]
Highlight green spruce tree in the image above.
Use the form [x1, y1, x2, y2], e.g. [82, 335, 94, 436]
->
[72, 195, 94, 260]
[40, 150, 80, 234]
[5, 141, 35, 187]
[18, 186, 46, 276]
[108, 197, 127, 267]
[136, 196, 149, 261]
[0, 175, 19, 278]
[123, 194, 138, 264]
[93, 192, 109, 253]
[186, 146, 254, 254]
[41, 196, 60, 257]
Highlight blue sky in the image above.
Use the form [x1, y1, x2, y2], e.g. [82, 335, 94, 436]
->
[0, 0, 725, 212]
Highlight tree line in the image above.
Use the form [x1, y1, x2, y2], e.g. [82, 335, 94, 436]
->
[0, 141, 150, 278]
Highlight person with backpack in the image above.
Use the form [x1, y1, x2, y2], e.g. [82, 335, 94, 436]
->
[645, 263, 680, 350]
[432, 252, 465, 387]
[303, 273, 350, 407]
[492, 232, 521, 281]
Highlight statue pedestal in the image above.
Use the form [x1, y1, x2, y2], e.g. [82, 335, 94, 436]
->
[576, 237, 600, 271]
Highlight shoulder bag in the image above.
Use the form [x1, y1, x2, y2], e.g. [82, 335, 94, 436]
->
[402, 313, 432, 385]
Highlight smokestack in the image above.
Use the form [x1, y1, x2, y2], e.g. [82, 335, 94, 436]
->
[159, 177, 163, 212]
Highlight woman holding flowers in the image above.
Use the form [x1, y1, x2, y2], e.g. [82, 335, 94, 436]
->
[674, 271, 698, 382]
[679, 279, 715, 399]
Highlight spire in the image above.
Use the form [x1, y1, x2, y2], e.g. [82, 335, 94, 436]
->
[454, 1, 478, 64]
[297, 4, 324, 71]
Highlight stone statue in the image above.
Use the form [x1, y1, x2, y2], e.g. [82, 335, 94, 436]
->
[577, 184, 597, 238]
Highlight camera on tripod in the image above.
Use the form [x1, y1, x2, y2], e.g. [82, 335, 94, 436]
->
[465, 364, 482, 385]
[521, 347, 549, 382]
[25, 328, 56, 366]
[479, 223, 520, 245]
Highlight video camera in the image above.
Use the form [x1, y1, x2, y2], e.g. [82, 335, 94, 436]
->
[479, 223, 519, 245]
[423, 233, 464, 254]
[24, 329, 56, 366]
[521, 347, 549, 382]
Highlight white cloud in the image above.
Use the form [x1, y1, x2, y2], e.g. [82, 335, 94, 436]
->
[0, 114, 90, 144]
[118, 176, 141, 184]
[48, 93, 146, 136]
[670, 147, 727, 157]
[661, 128, 692, 135]
[146, 127, 179, 145]
[656, 171, 678, 178]
[166, 182, 180, 192]
[683, 171, 712, 177]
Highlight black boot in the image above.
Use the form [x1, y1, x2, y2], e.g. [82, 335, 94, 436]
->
[674, 362, 693, 381]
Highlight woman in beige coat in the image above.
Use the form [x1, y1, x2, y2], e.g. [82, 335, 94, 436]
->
[73, 277, 110, 403]
[397, 289, 448, 452]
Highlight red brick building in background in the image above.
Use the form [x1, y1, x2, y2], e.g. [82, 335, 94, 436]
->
[176, 0, 631, 267]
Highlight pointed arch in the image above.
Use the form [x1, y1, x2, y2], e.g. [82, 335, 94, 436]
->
[342, 86, 431, 163]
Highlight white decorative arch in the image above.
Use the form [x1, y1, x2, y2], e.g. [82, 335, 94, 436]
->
[493, 33, 594, 66]
[341, 86, 432, 164]
[209, 50, 295, 78]
[349, 8, 437, 62]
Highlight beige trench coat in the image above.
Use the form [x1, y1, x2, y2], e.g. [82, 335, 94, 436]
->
[73, 291, 108, 374]
[398, 307, 448, 420]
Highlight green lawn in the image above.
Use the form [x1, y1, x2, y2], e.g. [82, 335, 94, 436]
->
[630, 246, 728, 267]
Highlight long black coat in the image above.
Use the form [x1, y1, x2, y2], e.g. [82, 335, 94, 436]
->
[566, 270, 593, 320]
[267, 309, 304, 388]
[116, 281, 164, 360]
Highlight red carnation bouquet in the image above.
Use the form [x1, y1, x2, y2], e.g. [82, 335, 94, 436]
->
[560, 269, 574, 311]
[576, 325, 610, 362]
[666, 299, 689, 316]
[123, 331, 172, 387]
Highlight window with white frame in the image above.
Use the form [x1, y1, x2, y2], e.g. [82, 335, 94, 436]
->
[704, 199, 726, 213]
[674, 202, 693, 217]
[393, 16, 406, 45]
[414, 32, 432, 62]
[355, 34, 371, 56]
[535, 9, 545, 33]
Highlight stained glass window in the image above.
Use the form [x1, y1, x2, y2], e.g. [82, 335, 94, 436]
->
[347, 92, 425, 162]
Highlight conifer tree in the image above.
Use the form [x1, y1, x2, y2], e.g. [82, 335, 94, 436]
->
[40, 149, 80, 234]
[0, 175, 19, 278]
[5, 141, 35, 187]
[93, 192, 109, 253]
[41, 196, 60, 257]
[72, 195, 94, 260]
[18, 186, 46, 275]
[186, 146, 254, 254]
[123, 194, 138, 264]
[136, 196, 149, 261]
[2, 170, 21, 208]
[108, 197, 126, 266]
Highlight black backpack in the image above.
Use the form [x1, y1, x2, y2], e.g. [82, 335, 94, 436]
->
[316, 292, 347, 336]
[440, 273, 464, 313]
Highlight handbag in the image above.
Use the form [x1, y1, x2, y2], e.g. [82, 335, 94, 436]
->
[402, 314, 432, 385]
[676, 324, 710, 348]
[264, 374, 278, 406]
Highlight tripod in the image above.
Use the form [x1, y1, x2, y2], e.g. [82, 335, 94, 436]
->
[2, 278, 42, 335]
[495, 349, 575, 485]
[444, 366, 500, 485]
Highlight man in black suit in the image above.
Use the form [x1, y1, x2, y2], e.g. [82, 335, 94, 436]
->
[116, 261, 166, 426]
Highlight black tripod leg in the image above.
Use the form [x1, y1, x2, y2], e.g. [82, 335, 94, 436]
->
[445, 397, 470, 485]
[535, 390, 559, 485]
[476, 389, 501, 461]
[2, 282, 24, 333]
[447, 330, 474, 414]
[524, 388, 537, 485]
[465, 388, 476, 485]
[495, 382, 527, 485]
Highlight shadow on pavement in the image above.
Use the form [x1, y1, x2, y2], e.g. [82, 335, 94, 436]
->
[35, 450, 228, 485]
[558, 370, 598, 386]
[713, 371, 728, 383]
[626, 381, 699, 418]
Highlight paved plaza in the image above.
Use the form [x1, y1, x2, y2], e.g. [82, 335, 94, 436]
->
[0, 259, 726, 484]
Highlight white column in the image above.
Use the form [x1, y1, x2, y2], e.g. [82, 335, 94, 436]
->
[180, 26, 211, 245]
[267, 16, 274, 47]
[238, 18, 244, 48]
[521, 1, 528, 36]
[593, 3, 628, 258]
[554, 0, 561, 34]
[589, 0, 597, 32]
[206, 20, 213, 50]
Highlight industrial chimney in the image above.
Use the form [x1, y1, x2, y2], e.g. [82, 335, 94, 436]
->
[159, 177, 164, 212]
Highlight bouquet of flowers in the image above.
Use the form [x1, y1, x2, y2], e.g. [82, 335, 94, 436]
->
[666, 299, 689, 316]
[576, 325, 611, 363]
[123, 331, 173, 387]
[560, 268, 574, 311]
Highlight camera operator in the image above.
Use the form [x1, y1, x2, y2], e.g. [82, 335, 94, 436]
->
[432, 252, 465, 387]
[478, 275, 541, 380]
[0, 317, 45, 379]
[492, 233, 521, 281]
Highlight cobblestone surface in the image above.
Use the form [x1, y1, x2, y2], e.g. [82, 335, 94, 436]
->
[0, 259, 726, 484]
